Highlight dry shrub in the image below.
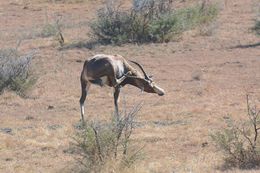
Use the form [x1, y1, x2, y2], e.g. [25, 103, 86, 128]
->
[211, 95, 260, 169]
[0, 48, 36, 97]
[253, 4, 260, 36]
[39, 13, 65, 47]
[90, 0, 219, 44]
[73, 103, 143, 173]
[253, 21, 260, 35]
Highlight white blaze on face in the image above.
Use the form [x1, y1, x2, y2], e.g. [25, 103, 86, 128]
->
[153, 84, 165, 96]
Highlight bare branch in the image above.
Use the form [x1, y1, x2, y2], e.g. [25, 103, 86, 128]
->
[238, 127, 253, 146]
[91, 125, 103, 162]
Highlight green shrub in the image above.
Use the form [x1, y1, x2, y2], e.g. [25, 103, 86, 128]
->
[90, 9, 133, 44]
[0, 48, 36, 97]
[90, 0, 219, 44]
[211, 95, 260, 169]
[73, 103, 143, 172]
[148, 13, 179, 42]
[166, 3, 218, 33]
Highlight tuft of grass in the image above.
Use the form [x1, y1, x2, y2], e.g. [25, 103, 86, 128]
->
[72, 103, 143, 173]
[39, 15, 65, 47]
[0, 48, 37, 97]
[211, 95, 260, 169]
[252, 3, 260, 36]
[253, 21, 260, 35]
[90, 0, 219, 45]
[40, 23, 59, 38]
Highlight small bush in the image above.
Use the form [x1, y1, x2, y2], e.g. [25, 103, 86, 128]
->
[39, 17, 65, 47]
[90, 0, 218, 44]
[90, 8, 133, 44]
[73, 103, 143, 173]
[148, 12, 179, 42]
[211, 95, 260, 169]
[0, 48, 36, 96]
[40, 23, 59, 38]
[253, 21, 260, 35]
[252, 3, 260, 36]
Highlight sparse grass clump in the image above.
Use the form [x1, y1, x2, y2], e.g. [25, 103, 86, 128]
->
[73, 104, 143, 173]
[252, 4, 260, 36]
[90, 0, 219, 44]
[0, 48, 36, 97]
[253, 21, 260, 35]
[39, 18, 65, 47]
[211, 95, 260, 169]
[40, 23, 59, 38]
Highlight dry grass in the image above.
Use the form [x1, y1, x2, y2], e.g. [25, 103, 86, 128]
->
[0, 0, 260, 173]
[212, 95, 260, 170]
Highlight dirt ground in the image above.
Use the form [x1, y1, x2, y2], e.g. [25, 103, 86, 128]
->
[0, 0, 259, 172]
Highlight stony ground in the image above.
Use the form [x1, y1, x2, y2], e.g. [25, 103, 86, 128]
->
[0, 0, 259, 172]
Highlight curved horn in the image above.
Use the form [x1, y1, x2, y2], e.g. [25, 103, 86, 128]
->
[130, 60, 149, 80]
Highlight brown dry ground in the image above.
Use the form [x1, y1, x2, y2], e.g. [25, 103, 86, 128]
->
[0, 0, 260, 172]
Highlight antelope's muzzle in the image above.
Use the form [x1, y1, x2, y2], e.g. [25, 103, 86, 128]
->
[154, 85, 165, 96]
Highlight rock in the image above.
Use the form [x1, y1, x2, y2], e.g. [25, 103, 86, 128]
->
[0, 128, 12, 134]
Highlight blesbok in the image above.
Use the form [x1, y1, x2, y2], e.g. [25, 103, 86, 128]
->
[79, 54, 165, 122]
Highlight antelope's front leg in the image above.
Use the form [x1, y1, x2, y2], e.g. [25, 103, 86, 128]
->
[79, 80, 90, 124]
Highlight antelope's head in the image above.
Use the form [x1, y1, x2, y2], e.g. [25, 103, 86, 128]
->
[129, 61, 165, 96]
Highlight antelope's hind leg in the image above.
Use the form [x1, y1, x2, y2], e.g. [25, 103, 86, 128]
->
[113, 86, 121, 121]
[79, 80, 90, 123]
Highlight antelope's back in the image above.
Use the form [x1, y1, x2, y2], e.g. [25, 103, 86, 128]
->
[84, 55, 113, 79]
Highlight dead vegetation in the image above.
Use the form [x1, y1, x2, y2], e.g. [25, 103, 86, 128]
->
[73, 103, 143, 173]
[90, 0, 219, 44]
[253, 1, 260, 36]
[0, 45, 37, 97]
[253, 20, 260, 36]
[212, 95, 260, 170]
[0, 0, 260, 172]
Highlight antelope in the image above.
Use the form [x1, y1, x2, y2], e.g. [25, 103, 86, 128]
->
[79, 54, 165, 122]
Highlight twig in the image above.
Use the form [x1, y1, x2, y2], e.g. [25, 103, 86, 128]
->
[91, 125, 103, 162]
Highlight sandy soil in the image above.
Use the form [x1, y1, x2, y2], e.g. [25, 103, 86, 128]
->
[0, 0, 259, 172]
